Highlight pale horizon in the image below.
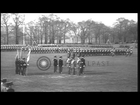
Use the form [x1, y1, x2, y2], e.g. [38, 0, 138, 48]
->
[5, 13, 138, 27]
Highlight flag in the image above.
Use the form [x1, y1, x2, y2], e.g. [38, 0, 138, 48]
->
[15, 49, 20, 59]
[26, 48, 31, 64]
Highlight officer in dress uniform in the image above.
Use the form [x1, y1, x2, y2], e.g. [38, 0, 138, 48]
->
[15, 57, 19, 74]
[80, 55, 86, 75]
[71, 57, 76, 75]
[19, 58, 24, 75]
[59, 56, 63, 74]
[18, 58, 22, 75]
[53, 56, 58, 73]
[22, 58, 27, 76]
[66, 56, 72, 74]
[76, 55, 81, 75]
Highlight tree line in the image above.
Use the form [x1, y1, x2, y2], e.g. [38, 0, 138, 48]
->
[1, 13, 137, 45]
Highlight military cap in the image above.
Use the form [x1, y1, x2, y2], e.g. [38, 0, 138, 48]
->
[1, 78, 7, 83]
[4, 81, 13, 87]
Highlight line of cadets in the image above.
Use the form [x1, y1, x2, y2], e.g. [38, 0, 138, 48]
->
[53, 51, 86, 75]
[1, 45, 133, 56]
[27, 47, 133, 56]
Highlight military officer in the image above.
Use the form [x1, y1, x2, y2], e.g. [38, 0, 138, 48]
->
[22, 58, 27, 76]
[53, 56, 58, 73]
[59, 56, 63, 74]
[71, 57, 76, 75]
[80, 55, 86, 75]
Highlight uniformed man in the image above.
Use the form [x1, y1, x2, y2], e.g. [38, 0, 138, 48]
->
[129, 46, 133, 56]
[19, 58, 24, 75]
[15, 57, 19, 74]
[80, 55, 86, 75]
[22, 58, 27, 76]
[1, 79, 8, 92]
[59, 56, 63, 74]
[4, 81, 15, 92]
[76, 55, 81, 75]
[53, 56, 58, 73]
[71, 57, 76, 75]
[66, 56, 72, 74]
[110, 48, 115, 56]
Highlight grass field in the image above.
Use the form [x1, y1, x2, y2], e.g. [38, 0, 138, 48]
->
[1, 47, 138, 92]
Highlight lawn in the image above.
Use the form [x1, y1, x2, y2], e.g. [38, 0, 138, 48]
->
[1, 48, 138, 92]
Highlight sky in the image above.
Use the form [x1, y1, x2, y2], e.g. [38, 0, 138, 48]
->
[9, 13, 138, 27]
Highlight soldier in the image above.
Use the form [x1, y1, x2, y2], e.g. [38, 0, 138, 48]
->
[76, 55, 81, 75]
[15, 57, 20, 74]
[71, 57, 76, 75]
[59, 56, 63, 74]
[15, 49, 20, 74]
[80, 55, 86, 75]
[19, 58, 24, 75]
[67, 49, 71, 58]
[129, 46, 133, 56]
[53, 56, 58, 73]
[4, 81, 15, 92]
[22, 58, 27, 76]
[66, 56, 72, 74]
[1, 78, 7, 92]
[110, 48, 115, 56]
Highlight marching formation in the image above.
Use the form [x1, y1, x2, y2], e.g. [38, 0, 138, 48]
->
[1, 44, 133, 57]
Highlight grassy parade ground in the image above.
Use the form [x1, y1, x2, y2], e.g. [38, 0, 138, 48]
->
[1, 47, 137, 92]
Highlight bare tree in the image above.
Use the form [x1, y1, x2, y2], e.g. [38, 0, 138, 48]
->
[12, 13, 24, 44]
[1, 13, 11, 44]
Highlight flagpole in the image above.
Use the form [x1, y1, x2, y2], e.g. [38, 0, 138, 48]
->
[23, 15, 25, 45]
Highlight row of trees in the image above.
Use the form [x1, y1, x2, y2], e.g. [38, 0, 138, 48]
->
[1, 13, 137, 45]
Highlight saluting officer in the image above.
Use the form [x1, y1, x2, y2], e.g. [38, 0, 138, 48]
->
[53, 56, 58, 73]
[59, 56, 63, 74]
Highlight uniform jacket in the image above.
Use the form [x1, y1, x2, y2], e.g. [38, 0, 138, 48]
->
[66, 58, 71, 67]
[71, 59, 76, 68]
[81, 58, 86, 67]
[59, 59, 63, 67]
[23, 60, 27, 68]
[53, 59, 58, 66]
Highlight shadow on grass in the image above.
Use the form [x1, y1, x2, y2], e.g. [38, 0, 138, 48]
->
[84, 70, 113, 75]
[28, 70, 113, 76]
